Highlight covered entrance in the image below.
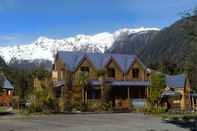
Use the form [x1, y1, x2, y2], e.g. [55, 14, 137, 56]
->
[88, 80, 150, 110]
[109, 86, 148, 110]
[108, 80, 149, 110]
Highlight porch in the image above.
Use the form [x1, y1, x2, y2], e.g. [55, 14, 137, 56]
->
[88, 80, 150, 110]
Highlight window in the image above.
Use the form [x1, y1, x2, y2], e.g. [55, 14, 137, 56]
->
[80, 66, 89, 73]
[87, 89, 101, 99]
[55, 88, 62, 98]
[132, 68, 139, 78]
[6, 90, 10, 95]
[60, 69, 64, 80]
[107, 68, 115, 78]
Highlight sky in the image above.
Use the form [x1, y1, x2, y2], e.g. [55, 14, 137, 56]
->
[0, 0, 196, 46]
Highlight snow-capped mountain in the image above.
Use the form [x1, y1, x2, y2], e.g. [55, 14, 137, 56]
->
[0, 27, 159, 64]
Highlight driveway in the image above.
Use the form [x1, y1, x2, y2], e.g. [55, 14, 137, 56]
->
[0, 113, 191, 131]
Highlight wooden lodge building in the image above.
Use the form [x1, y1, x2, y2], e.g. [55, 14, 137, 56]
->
[52, 51, 191, 111]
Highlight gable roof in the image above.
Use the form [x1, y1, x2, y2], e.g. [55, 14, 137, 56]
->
[56, 51, 144, 73]
[166, 74, 186, 88]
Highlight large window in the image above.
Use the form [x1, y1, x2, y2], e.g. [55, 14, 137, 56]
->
[59, 69, 65, 80]
[80, 66, 89, 72]
[80, 66, 89, 76]
[132, 68, 140, 79]
[87, 89, 101, 99]
[107, 68, 115, 78]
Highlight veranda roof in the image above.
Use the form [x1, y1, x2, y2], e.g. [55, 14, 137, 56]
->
[89, 80, 150, 87]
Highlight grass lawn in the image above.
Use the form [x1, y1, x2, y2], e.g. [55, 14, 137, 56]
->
[161, 112, 197, 121]
[0, 106, 6, 112]
[160, 112, 197, 130]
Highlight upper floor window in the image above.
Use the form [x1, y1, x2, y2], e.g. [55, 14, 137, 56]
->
[107, 68, 115, 78]
[60, 69, 64, 80]
[80, 66, 89, 73]
[132, 68, 139, 79]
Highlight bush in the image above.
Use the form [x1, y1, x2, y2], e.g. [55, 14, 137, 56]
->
[88, 100, 102, 112]
[101, 102, 112, 111]
[28, 84, 55, 113]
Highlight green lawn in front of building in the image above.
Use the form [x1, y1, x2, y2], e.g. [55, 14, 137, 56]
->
[0, 106, 6, 112]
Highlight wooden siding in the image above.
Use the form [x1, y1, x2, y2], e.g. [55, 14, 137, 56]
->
[126, 59, 146, 80]
[105, 59, 123, 80]
[74, 58, 97, 85]
[53, 58, 71, 81]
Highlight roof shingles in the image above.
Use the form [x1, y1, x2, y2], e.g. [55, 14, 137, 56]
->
[57, 51, 141, 73]
[166, 74, 186, 88]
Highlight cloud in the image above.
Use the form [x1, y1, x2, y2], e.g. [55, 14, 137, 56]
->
[0, 34, 33, 46]
[0, 34, 17, 41]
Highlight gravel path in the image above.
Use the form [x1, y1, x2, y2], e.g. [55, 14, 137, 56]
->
[0, 113, 190, 131]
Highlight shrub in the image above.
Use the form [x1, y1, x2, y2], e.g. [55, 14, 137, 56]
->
[101, 102, 112, 111]
[28, 84, 55, 113]
[87, 100, 102, 112]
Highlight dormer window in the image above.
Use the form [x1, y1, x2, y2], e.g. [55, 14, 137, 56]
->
[132, 68, 139, 79]
[80, 66, 89, 73]
[107, 68, 115, 78]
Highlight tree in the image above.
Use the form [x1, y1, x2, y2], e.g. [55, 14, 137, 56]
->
[184, 41, 197, 91]
[70, 84, 82, 111]
[96, 69, 106, 102]
[32, 66, 51, 80]
[183, 13, 197, 90]
[148, 73, 166, 108]
[64, 84, 72, 112]
[28, 81, 55, 113]
[78, 72, 89, 110]
[96, 69, 111, 110]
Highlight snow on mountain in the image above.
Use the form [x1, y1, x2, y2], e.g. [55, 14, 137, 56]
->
[0, 27, 159, 64]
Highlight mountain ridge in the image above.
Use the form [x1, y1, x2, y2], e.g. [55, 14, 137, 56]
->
[0, 27, 159, 64]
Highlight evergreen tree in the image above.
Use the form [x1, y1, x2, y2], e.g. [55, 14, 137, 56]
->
[148, 73, 166, 108]
[183, 13, 197, 91]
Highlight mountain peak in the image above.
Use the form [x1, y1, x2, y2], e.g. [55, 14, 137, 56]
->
[0, 27, 160, 64]
[35, 37, 52, 44]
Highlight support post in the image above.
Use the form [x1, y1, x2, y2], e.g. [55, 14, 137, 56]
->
[128, 87, 131, 110]
[85, 90, 88, 105]
[192, 97, 195, 111]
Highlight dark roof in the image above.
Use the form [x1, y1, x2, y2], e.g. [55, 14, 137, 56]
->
[111, 80, 150, 86]
[0, 73, 14, 90]
[57, 51, 145, 73]
[3, 80, 14, 89]
[161, 90, 181, 97]
[89, 80, 150, 87]
[166, 74, 186, 88]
